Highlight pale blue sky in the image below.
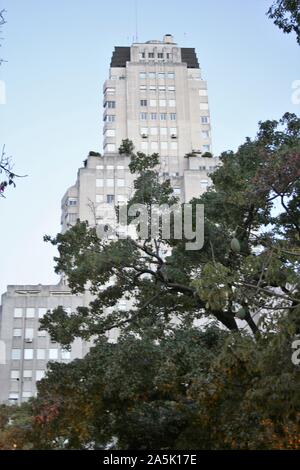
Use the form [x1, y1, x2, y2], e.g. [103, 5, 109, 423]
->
[0, 0, 299, 295]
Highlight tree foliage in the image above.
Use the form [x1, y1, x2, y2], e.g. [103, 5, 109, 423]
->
[42, 113, 300, 342]
[267, 0, 300, 44]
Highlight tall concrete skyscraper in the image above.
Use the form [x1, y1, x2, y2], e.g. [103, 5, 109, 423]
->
[0, 35, 218, 404]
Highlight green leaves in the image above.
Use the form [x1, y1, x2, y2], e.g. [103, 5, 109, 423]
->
[191, 262, 233, 311]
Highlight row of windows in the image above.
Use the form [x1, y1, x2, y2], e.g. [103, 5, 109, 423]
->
[11, 369, 45, 381]
[140, 112, 176, 121]
[140, 127, 177, 136]
[140, 72, 175, 80]
[140, 85, 175, 93]
[96, 194, 127, 204]
[140, 99, 176, 107]
[104, 100, 116, 109]
[9, 392, 33, 401]
[140, 141, 178, 151]
[139, 52, 172, 60]
[13, 327, 47, 338]
[11, 348, 71, 361]
[95, 164, 124, 170]
[13, 307, 72, 319]
[103, 115, 116, 122]
[96, 178, 125, 188]
[103, 113, 209, 124]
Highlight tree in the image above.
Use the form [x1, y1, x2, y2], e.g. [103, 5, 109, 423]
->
[31, 114, 300, 449]
[42, 113, 300, 344]
[0, 403, 34, 449]
[267, 0, 300, 44]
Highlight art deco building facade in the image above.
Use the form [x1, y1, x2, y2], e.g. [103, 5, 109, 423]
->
[0, 35, 218, 404]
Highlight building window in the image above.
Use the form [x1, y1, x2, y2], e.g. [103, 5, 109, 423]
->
[24, 349, 33, 360]
[201, 180, 209, 188]
[140, 99, 147, 107]
[117, 165, 124, 171]
[11, 370, 20, 380]
[160, 113, 167, 121]
[9, 393, 19, 402]
[105, 87, 115, 95]
[96, 178, 104, 187]
[150, 113, 157, 120]
[106, 115, 115, 122]
[139, 72, 146, 79]
[67, 213, 77, 225]
[149, 99, 156, 107]
[96, 164, 104, 170]
[11, 349, 21, 360]
[106, 144, 116, 152]
[170, 113, 177, 120]
[166, 53, 171, 59]
[151, 142, 158, 151]
[96, 194, 104, 203]
[36, 370, 45, 381]
[117, 179, 125, 187]
[158, 73, 165, 80]
[140, 85, 146, 91]
[68, 198, 77, 206]
[140, 52, 145, 59]
[199, 165, 206, 171]
[107, 178, 114, 187]
[107, 165, 114, 170]
[25, 328, 34, 340]
[157, 53, 164, 59]
[202, 131, 210, 138]
[140, 112, 148, 120]
[171, 142, 178, 150]
[148, 72, 156, 79]
[174, 188, 181, 195]
[105, 129, 116, 137]
[170, 127, 177, 136]
[106, 101, 116, 109]
[148, 52, 154, 58]
[150, 127, 158, 135]
[200, 103, 209, 110]
[141, 141, 148, 151]
[159, 99, 166, 107]
[13, 328, 22, 337]
[107, 195, 114, 203]
[159, 86, 166, 92]
[22, 391, 32, 399]
[49, 349, 58, 360]
[160, 127, 167, 135]
[160, 142, 168, 150]
[167, 72, 175, 79]
[169, 99, 176, 107]
[168, 86, 175, 92]
[201, 116, 209, 124]
[203, 145, 210, 152]
[61, 350, 71, 361]
[14, 308, 23, 318]
[38, 308, 47, 319]
[199, 89, 207, 96]
[26, 308, 35, 318]
[38, 329, 47, 337]
[23, 370, 32, 380]
[140, 127, 148, 136]
[37, 349, 46, 360]
[149, 85, 156, 92]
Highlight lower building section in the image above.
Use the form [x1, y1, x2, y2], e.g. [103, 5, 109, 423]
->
[0, 282, 89, 405]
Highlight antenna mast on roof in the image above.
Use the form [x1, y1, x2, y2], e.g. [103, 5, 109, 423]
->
[135, 0, 139, 42]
